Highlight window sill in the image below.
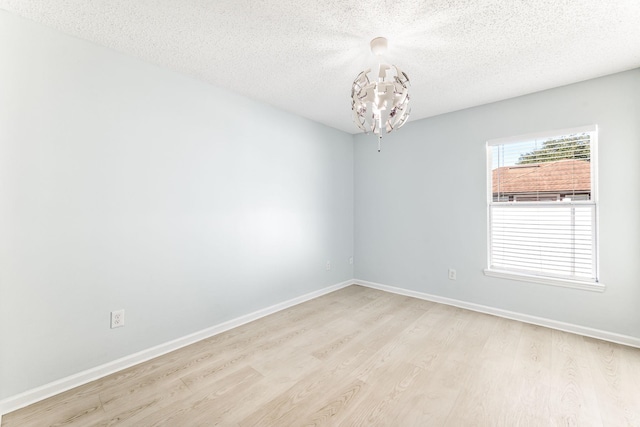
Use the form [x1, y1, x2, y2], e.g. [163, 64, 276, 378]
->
[483, 269, 605, 292]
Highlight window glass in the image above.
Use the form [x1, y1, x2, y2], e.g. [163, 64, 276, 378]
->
[486, 125, 599, 285]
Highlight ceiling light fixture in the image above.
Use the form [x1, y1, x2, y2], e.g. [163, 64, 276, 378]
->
[351, 37, 411, 152]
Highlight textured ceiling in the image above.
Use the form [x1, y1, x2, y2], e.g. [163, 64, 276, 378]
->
[2, 1, 640, 134]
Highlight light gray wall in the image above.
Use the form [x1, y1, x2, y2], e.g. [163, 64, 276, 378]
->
[0, 11, 354, 400]
[355, 68, 640, 338]
[2, 7, 639, 405]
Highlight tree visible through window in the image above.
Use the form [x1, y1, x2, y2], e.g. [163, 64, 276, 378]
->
[517, 135, 590, 164]
[486, 125, 599, 287]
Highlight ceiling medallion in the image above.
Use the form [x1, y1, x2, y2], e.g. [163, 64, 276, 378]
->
[351, 37, 411, 152]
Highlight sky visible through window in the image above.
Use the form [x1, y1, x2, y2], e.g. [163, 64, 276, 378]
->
[491, 140, 539, 169]
[492, 133, 591, 170]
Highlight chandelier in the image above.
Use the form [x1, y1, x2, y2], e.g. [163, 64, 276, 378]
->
[351, 37, 411, 151]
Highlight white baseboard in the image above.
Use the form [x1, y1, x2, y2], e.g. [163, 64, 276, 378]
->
[354, 279, 640, 349]
[0, 280, 353, 417]
[4, 277, 638, 420]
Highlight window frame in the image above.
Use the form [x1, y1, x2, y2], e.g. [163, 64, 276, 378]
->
[484, 124, 603, 292]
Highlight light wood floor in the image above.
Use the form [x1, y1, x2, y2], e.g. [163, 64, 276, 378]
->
[4, 285, 640, 426]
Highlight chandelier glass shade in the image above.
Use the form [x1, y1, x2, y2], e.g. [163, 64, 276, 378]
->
[351, 37, 411, 151]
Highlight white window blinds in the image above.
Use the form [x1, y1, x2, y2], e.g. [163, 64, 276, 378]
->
[487, 125, 598, 284]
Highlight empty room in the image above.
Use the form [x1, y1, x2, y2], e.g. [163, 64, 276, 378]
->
[1, 1, 640, 425]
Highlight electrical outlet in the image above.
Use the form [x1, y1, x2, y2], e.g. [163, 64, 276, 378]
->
[448, 268, 457, 280]
[111, 309, 125, 329]
[349, 256, 353, 265]
[326, 260, 331, 270]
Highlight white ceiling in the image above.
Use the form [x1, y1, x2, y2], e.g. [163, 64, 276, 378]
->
[2, 1, 640, 134]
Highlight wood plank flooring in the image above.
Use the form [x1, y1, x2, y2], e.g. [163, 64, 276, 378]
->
[3, 285, 640, 426]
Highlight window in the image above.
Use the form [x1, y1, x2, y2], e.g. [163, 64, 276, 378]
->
[485, 125, 601, 290]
